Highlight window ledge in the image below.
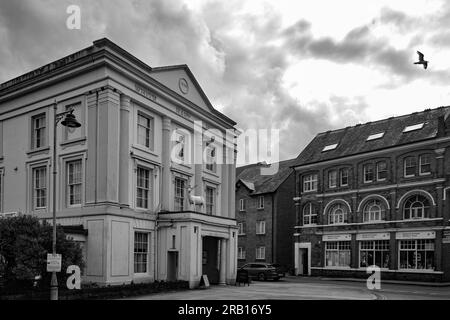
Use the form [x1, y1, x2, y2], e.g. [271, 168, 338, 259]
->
[419, 172, 431, 176]
[357, 268, 389, 271]
[203, 169, 219, 177]
[396, 269, 442, 274]
[302, 190, 318, 194]
[67, 204, 82, 209]
[172, 162, 192, 170]
[60, 137, 86, 148]
[132, 144, 159, 157]
[26, 146, 50, 157]
[312, 267, 443, 274]
[133, 273, 151, 278]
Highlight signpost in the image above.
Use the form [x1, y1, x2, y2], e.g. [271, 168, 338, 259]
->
[47, 254, 62, 273]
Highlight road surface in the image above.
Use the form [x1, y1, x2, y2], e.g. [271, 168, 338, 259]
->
[125, 276, 450, 300]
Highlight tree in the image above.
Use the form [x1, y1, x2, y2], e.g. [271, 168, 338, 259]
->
[0, 215, 85, 292]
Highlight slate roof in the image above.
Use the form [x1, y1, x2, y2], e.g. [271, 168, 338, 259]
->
[293, 106, 450, 167]
[236, 159, 296, 195]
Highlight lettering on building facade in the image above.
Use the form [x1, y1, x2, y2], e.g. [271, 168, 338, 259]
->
[135, 83, 157, 101]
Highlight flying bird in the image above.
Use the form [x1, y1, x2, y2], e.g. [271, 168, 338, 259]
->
[414, 51, 428, 69]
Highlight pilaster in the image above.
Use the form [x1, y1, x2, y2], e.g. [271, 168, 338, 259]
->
[161, 117, 171, 211]
[119, 94, 131, 207]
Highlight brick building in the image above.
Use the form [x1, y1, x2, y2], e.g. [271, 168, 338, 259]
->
[293, 106, 450, 282]
[236, 160, 296, 272]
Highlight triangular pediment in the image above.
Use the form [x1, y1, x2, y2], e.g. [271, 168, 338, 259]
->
[150, 65, 214, 113]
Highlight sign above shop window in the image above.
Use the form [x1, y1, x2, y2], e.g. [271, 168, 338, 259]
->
[395, 231, 435, 240]
[322, 234, 351, 241]
[356, 233, 390, 241]
[443, 231, 450, 244]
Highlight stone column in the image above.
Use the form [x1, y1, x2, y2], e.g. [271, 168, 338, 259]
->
[119, 95, 131, 207]
[219, 239, 227, 285]
[161, 117, 171, 211]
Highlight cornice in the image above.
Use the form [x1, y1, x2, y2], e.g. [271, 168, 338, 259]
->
[0, 39, 237, 129]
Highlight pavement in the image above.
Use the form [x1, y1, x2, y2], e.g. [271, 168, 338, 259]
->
[123, 276, 450, 300]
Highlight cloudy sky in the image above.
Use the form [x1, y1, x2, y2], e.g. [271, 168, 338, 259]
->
[1, 0, 450, 162]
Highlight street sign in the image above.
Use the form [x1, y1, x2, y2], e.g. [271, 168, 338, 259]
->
[47, 254, 62, 272]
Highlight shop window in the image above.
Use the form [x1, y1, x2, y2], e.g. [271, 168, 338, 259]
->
[325, 241, 351, 267]
[399, 239, 434, 270]
[359, 240, 390, 268]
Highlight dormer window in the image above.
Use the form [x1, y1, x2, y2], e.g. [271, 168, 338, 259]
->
[403, 123, 424, 133]
[366, 132, 385, 141]
[322, 144, 338, 152]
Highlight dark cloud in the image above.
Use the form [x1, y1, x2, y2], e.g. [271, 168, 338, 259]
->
[0, 0, 448, 162]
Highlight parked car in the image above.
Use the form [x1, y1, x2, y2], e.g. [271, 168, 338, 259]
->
[239, 263, 283, 281]
[271, 264, 286, 278]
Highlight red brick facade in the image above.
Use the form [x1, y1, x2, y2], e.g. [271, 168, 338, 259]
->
[293, 107, 450, 282]
[235, 161, 296, 273]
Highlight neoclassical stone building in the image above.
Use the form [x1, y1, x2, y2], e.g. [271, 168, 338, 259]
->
[293, 106, 450, 282]
[0, 38, 238, 288]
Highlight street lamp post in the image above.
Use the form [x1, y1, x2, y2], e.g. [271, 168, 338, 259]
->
[50, 101, 81, 301]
